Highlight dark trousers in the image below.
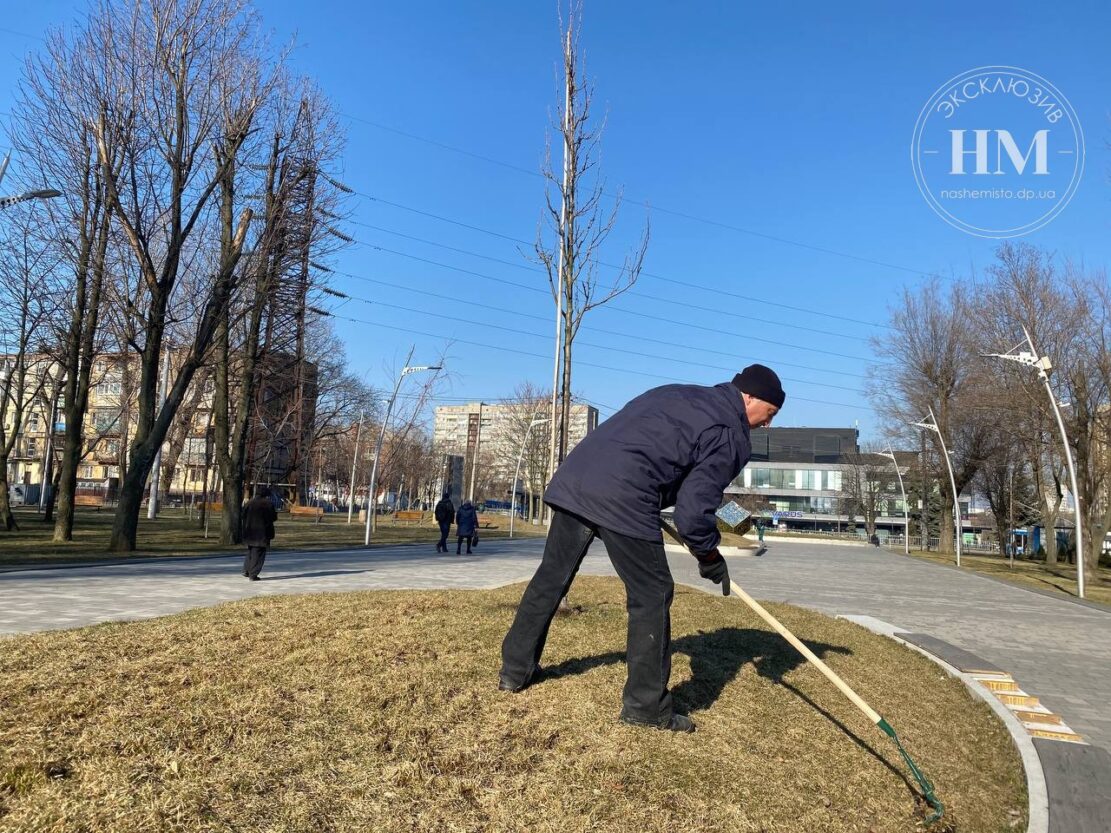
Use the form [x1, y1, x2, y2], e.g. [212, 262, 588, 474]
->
[457, 534, 472, 554]
[244, 545, 267, 578]
[437, 521, 450, 551]
[500, 508, 675, 724]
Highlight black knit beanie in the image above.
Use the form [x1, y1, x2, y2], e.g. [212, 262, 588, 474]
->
[732, 364, 786, 409]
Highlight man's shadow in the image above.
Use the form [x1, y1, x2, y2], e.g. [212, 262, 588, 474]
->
[543, 627, 916, 795]
[262, 569, 370, 581]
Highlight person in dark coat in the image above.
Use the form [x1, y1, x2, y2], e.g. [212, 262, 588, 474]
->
[434, 491, 455, 553]
[242, 486, 277, 581]
[455, 500, 478, 554]
[499, 365, 785, 733]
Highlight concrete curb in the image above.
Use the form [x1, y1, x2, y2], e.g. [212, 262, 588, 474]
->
[838, 615, 1049, 833]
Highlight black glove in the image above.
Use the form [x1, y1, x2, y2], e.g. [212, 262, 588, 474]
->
[697, 552, 730, 596]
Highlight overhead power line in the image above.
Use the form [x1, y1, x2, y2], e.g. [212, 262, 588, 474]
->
[353, 191, 892, 330]
[340, 111, 932, 280]
[329, 286, 866, 395]
[344, 219, 871, 343]
[321, 309, 871, 412]
[331, 265, 871, 380]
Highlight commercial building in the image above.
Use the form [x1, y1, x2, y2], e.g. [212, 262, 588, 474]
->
[727, 427, 918, 537]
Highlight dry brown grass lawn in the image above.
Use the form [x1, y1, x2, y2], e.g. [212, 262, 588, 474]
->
[0, 577, 1026, 832]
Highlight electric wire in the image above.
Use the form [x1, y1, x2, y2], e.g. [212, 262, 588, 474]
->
[330, 265, 872, 380]
[329, 286, 865, 395]
[325, 309, 871, 412]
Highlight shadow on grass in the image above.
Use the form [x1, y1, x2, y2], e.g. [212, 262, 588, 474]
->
[542, 627, 920, 799]
[541, 627, 850, 712]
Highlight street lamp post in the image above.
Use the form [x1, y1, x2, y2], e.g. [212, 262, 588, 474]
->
[347, 409, 363, 525]
[913, 406, 963, 566]
[881, 446, 910, 555]
[0, 152, 63, 211]
[984, 325, 1085, 598]
[364, 358, 441, 547]
[510, 415, 549, 538]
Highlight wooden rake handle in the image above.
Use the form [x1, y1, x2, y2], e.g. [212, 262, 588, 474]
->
[661, 519, 882, 726]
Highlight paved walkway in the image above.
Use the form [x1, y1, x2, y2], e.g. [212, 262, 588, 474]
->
[3, 538, 1109, 751]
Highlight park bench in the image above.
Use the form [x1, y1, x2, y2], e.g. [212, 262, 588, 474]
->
[289, 505, 324, 519]
[74, 494, 104, 508]
[475, 513, 499, 530]
[394, 510, 424, 524]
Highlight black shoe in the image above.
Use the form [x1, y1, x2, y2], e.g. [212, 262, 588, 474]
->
[242, 571, 249, 577]
[619, 712, 696, 733]
[466, 549, 472, 555]
[498, 664, 544, 693]
[249, 576, 261, 582]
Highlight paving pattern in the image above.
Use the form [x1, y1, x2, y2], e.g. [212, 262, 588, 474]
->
[2, 537, 1108, 752]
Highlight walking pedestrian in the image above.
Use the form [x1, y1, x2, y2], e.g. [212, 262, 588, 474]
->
[456, 499, 478, 554]
[499, 365, 785, 733]
[242, 486, 277, 581]
[434, 490, 455, 553]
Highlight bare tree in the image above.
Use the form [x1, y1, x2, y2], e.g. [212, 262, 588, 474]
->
[494, 382, 551, 520]
[977, 244, 1073, 562]
[839, 448, 900, 540]
[86, 0, 276, 551]
[9, 15, 126, 542]
[0, 219, 60, 529]
[535, 1, 649, 487]
[870, 280, 997, 554]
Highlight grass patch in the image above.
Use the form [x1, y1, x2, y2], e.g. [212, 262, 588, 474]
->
[0, 509, 543, 567]
[902, 549, 1111, 608]
[0, 577, 1025, 832]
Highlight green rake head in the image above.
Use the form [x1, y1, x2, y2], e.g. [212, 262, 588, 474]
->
[877, 718, 945, 826]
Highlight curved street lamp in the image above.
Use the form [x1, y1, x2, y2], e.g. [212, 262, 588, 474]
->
[364, 357, 442, 546]
[509, 415, 549, 538]
[913, 406, 963, 566]
[983, 325, 1084, 598]
[881, 446, 910, 555]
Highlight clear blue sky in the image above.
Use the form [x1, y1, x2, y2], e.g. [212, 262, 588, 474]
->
[2, 2, 1109, 437]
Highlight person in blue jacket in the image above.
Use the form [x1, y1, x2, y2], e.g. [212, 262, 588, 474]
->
[499, 365, 785, 733]
[455, 499, 478, 555]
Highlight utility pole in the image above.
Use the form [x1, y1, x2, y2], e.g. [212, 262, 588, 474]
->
[468, 402, 485, 503]
[147, 349, 171, 519]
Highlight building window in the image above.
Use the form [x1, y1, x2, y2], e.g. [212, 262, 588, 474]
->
[750, 468, 770, 488]
[80, 465, 94, 478]
[93, 410, 120, 433]
[25, 438, 38, 457]
[28, 412, 40, 432]
[826, 470, 843, 491]
[98, 379, 122, 397]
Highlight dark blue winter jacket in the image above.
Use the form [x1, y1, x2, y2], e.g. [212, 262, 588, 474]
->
[543, 381, 751, 556]
[456, 502, 478, 537]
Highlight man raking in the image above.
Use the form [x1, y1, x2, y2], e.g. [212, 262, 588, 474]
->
[499, 365, 784, 732]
